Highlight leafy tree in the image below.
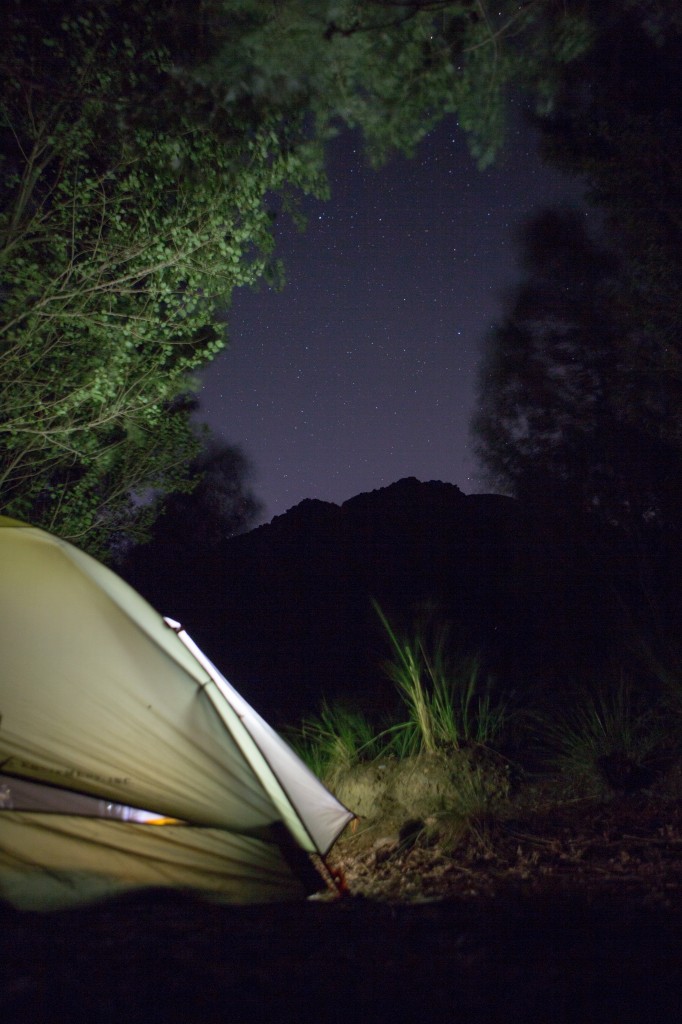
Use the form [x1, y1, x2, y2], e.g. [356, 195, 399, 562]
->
[134, 438, 263, 557]
[475, 1, 682, 525]
[0, 0, 324, 553]
[473, 210, 682, 529]
[1, 0, 592, 554]
[207, 0, 594, 168]
[473, 204, 682, 690]
[536, 0, 682, 450]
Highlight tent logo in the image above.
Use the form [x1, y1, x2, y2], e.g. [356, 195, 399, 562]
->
[3, 757, 130, 788]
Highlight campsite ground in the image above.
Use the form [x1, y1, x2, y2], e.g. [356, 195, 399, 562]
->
[3, 789, 682, 1024]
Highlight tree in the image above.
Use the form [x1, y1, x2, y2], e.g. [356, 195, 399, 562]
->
[0, 0, 325, 553]
[475, 1, 682, 525]
[536, 0, 682, 450]
[207, 0, 594, 168]
[119, 436, 262, 620]
[473, 209, 682, 529]
[473, 7, 682, 673]
[1, 0, 591, 554]
[131, 439, 263, 558]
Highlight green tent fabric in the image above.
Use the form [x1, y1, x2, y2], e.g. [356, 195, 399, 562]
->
[0, 518, 354, 909]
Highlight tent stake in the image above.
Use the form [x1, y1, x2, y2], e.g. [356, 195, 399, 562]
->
[319, 856, 351, 898]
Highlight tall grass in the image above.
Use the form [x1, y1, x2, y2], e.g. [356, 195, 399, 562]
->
[373, 601, 506, 755]
[289, 702, 381, 785]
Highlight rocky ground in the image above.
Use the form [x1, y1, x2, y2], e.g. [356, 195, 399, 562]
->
[3, 791, 682, 1024]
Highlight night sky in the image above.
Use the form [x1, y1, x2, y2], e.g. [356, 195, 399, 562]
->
[198, 109, 585, 525]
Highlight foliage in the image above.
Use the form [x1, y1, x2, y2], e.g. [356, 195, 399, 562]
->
[288, 600, 509, 794]
[289, 701, 381, 784]
[634, 634, 682, 726]
[473, 2, 682, 542]
[0, 0, 325, 551]
[472, 209, 682, 530]
[216, 0, 594, 169]
[471, 3, 682, 690]
[118, 432, 262, 584]
[115, 430, 262, 643]
[536, 1, 682, 455]
[374, 602, 506, 754]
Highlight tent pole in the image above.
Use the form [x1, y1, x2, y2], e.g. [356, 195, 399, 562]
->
[164, 618, 355, 883]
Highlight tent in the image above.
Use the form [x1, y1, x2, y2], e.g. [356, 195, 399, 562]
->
[0, 517, 354, 909]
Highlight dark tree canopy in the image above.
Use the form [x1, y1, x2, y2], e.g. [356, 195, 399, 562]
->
[474, 1, 682, 534]
[119, 436, 262, 616]
[474, 208, 682, 531]
[536, 0, 682, 450]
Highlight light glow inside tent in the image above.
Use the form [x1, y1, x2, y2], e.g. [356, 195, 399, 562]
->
[0, 774, 182, 824]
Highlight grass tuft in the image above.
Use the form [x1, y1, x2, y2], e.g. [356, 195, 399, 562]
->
[538, 676, 669, 794]
[373, 601, 506, 755]
[288, 702, 381, 786]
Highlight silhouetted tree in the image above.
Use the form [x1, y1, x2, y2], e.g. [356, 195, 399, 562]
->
[536, 0, 682, 452]
[475, 0, 682, 533]
[119, 435, 262, 618]
[474, 209, 682, 531]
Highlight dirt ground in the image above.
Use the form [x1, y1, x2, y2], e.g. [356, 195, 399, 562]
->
[2, 794, 682, 1024]
[334, 790, 682, 907]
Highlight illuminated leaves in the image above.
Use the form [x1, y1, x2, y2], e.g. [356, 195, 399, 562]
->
[0, 1, 322, 551]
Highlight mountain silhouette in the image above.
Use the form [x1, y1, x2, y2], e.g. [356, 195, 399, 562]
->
[125, 478, 627, 726]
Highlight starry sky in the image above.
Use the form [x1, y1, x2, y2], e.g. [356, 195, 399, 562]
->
[198, 111, 585, 525]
